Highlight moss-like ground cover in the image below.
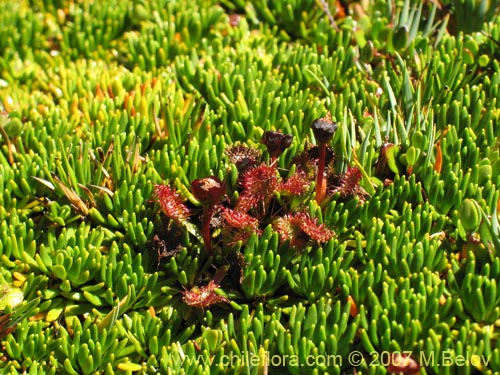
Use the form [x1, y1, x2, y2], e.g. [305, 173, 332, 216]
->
[2, 1, 500, 374]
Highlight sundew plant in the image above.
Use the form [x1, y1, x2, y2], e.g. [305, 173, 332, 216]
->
[2, 0, 500, 374]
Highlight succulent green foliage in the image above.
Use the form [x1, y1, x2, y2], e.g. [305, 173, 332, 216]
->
[445, 0, 500, 34]
[2, 0, 500, 374]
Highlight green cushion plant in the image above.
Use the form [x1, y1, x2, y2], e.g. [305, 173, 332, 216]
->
[1, 0, 500, 374]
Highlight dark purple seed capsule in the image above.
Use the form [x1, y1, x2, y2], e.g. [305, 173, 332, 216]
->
[311, 118, 337, 144]
[262, 131, 293, 158]
[191, 176, 225, 206]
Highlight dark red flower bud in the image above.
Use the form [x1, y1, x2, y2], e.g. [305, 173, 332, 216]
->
[262, 131, 293, 158]
[190, 177, 226, 254]
[191, 177, 225, 206]
[311, 117, 337, 144]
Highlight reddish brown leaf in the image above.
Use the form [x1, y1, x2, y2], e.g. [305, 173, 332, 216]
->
[347, 295, 358, 317]
[434, 140, 442, 173]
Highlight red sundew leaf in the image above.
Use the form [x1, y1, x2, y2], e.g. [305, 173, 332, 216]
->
[280, 170, 310, 195]
[182, 281, 229, 309]
[221, 207, 259, 231]
[273, 214, 308, 249]
[235, 194, 258, 213]
[153, 184, 190, 222]
[224, 228, 257, 246]
[274, 214, 300, 241]
[221, 207, 261, 245]
[226, 144, 261, 173]
[335, 166, 363, 197]
[332, 166, 369, 203]
[274, 212, 334, 248]
[241, 164, 281, 197]
[237, 163, 281, 210]
[297, 212, 335, 243]
[273, 214, 298, 241]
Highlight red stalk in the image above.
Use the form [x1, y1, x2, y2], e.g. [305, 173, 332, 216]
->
[190, 176, 225, 255]
[311, 116, 337, 203]
[202, 205, 215, 254]
[315, 143, 327, 203]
